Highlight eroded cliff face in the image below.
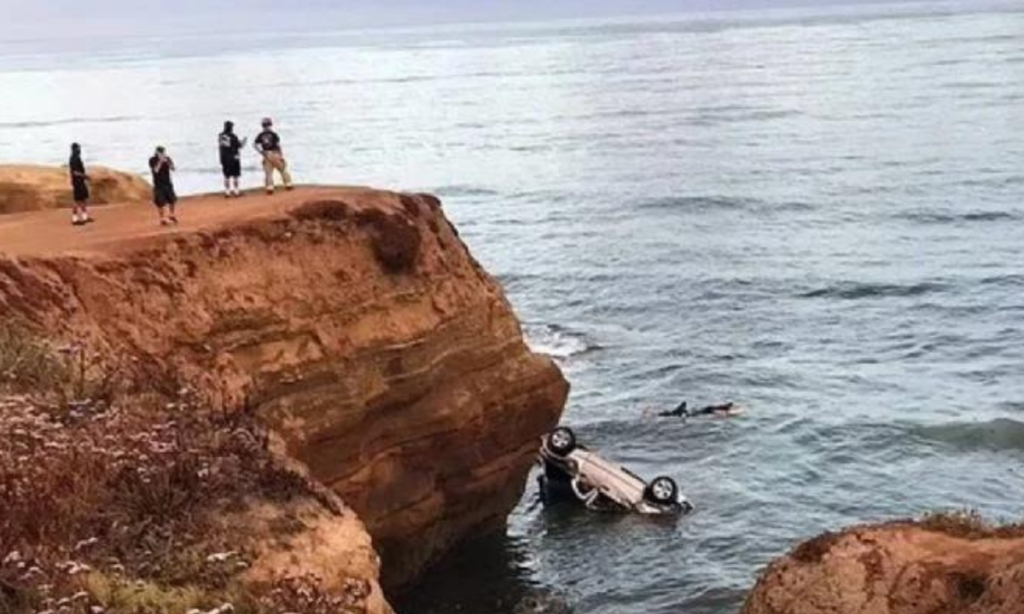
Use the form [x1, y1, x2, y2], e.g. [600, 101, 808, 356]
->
[0, 187, 569, 590]
[0, 165, 150, 214]
[743, 519, 1024, 614]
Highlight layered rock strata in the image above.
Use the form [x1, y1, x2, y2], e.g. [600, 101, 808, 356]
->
[0, 186, 569, 590]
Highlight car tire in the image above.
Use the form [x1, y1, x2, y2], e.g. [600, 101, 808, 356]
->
[547, 427, 577, 456]
[645, 476, 679, 505]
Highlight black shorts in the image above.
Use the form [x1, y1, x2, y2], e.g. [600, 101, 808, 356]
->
[72, 180, 89, 203]
[153, 184, 177, 208]
[221, 159, 241, 178]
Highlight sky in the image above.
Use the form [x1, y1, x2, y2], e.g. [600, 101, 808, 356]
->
[2, 0, 914, 37]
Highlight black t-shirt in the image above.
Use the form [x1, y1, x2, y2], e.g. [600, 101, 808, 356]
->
[69, 154, 85, 184]
[255, 130, 281, 153]
[149, 155, 173, 187]
[219, 132, 242, 162]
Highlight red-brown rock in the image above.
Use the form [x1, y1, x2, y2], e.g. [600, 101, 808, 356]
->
[0, 164, 151, 214]
[743, 518, 1024, 614]
[0, 186, 569, 590]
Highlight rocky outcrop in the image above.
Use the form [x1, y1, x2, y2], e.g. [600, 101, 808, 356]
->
[742, 518, 1024, 614]
[232, 499, 395, 614]
[0, 164, 151, 214]
[0, 187, 569, 590]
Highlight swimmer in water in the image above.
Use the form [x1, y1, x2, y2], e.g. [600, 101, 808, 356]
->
[657, 401, 744, 418]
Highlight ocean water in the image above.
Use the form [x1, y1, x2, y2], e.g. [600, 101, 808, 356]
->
[3, 3, 1024, 613]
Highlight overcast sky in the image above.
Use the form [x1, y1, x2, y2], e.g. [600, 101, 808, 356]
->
[4, 0, 916, 36]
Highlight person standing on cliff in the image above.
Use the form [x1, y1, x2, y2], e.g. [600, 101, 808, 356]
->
[148, 146, 178, 226]
[69, 143, 93, 226]
[253, 118, 293, 195]
[219, 121, 247, 198]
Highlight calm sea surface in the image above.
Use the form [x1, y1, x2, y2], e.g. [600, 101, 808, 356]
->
[2, 3, 1023, 612]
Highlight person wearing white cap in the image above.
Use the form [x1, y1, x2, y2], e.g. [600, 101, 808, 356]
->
[253, 117, 293, 194]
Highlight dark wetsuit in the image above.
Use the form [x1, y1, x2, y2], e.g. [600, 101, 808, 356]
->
[70, 153, 89, 202]
[658, 401, 735, 418]
[219, 132, 243, 178]
[149, 155, 177, 207]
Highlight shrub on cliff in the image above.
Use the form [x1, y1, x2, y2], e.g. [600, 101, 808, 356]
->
[0, 325, 123, 407]
[0, 326, 371, 614]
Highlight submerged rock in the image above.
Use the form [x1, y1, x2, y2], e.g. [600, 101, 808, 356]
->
[513, 589, 573, 614]
[742, 515, 1024, 614]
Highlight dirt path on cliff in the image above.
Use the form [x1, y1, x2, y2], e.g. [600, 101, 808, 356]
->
[0, 186, 375, 258]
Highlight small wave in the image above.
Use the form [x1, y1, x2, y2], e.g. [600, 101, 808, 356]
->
[636, 195, 813, 214]
[690, 108, 801, 126]
[0, 115, 142, 129]
[435, 185, 501, 198]
[799, 281, 947, 300]
[894, 210, 1021, 224]
[981, 274, 1024, 288]
[915, 418, 1024, 454]
[524, 323, 599, 360]
[497, 272, 544, 290]
[941, 81, 1000, 90]
[929, 58, 969, 67]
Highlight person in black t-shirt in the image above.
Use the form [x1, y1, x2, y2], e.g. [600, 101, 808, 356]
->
[148, 146, 178, 226]
[253, 117, 293, 194]
[69, 143, 93, 226]
[218, 121, 247, 198]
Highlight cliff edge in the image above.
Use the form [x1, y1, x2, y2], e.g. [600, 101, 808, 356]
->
[742, 515, 1024, 614]
[0, 164, 150, 214]
[0, 186, 569, 590]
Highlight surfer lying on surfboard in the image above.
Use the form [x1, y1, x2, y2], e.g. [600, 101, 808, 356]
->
[650, 401, 745, 419]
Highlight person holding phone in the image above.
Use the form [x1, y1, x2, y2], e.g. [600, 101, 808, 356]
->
[148, 146, 178, 226]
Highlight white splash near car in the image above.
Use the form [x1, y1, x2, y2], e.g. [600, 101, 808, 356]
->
[538, 427, 694, 515]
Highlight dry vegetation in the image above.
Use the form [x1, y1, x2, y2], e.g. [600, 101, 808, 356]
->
[0, 325, 367, 614]
[918, 510, 1024, 540]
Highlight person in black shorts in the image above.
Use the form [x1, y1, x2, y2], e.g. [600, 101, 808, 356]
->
[148, 146, 178, 226]
[218, 121, 247, 198]
[69, 143, 93, 226]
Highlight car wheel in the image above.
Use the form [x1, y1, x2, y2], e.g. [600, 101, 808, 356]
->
[547, 427, 577, 456]
[645, 476, 679, 505]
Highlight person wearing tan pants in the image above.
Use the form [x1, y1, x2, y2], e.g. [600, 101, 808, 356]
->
[254, 117, 293, 194]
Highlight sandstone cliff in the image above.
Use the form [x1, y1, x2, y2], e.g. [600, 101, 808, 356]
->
[0, 164, 151, 214]
[743, 516, 1024, 614]
[0, 186, 569, 591]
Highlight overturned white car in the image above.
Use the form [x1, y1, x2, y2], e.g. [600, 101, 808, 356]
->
[538, 427, 694, 515]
